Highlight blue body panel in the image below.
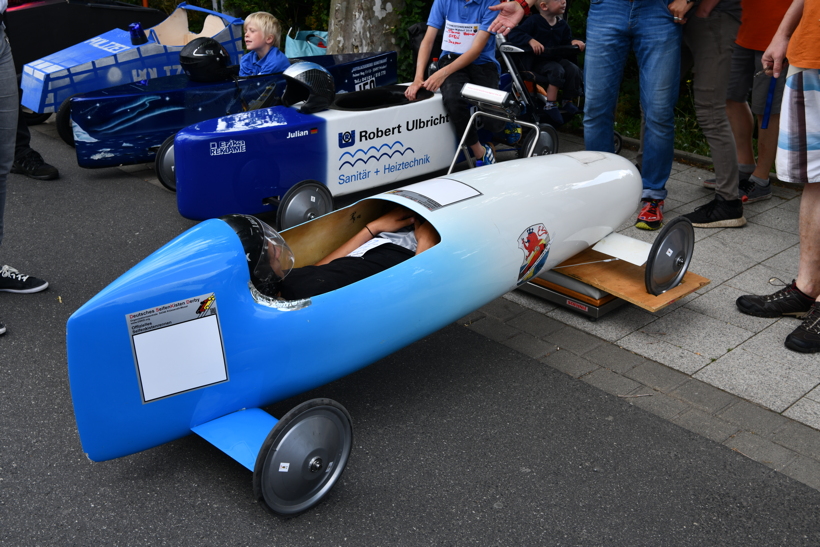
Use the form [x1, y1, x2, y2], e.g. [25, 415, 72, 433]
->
[175, 109, 328, 219]
[72, 52, 398, 168]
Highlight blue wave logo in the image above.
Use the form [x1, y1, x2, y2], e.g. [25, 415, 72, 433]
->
[338, 141, 416, 169]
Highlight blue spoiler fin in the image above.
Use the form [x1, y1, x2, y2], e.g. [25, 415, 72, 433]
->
[192, 408, 278, 471]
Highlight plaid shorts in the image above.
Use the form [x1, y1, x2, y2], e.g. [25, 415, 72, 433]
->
[777, 67, 820, 184]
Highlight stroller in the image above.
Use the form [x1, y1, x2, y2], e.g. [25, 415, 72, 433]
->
[494, 33, 623, 156]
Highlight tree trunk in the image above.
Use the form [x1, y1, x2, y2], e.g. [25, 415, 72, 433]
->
[327, 0, 404, 54]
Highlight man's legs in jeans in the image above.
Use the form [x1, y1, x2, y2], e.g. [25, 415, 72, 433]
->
[632, 7, 681, 202]
[586, 0, 681, 202]
[583, 0, 630, 155]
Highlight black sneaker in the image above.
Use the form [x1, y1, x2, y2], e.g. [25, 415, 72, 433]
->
[682, 194, 746, 228]
[736, 279, 815, 318]
[739, 178, 772, 203]
[11, 149, 59, 181]
[0, 265, 49, 293]
[785, 302, 820, 353]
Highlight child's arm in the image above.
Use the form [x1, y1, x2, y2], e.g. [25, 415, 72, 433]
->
[405, 26, 439, 101]
[570, 39, 585, 52]
[315, 208, 416, 265]
[421, 30, 492, 93]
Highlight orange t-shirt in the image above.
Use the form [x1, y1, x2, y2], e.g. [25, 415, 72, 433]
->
[736, 0, 790, 51]
[787, 0, 820, 69]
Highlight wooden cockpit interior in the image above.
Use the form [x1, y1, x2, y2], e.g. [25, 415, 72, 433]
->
[151, 9, 227, 47]
[280, 199, 400, 268]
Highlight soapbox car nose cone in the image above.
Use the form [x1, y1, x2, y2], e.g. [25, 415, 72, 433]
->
[253, 399, 353, 515]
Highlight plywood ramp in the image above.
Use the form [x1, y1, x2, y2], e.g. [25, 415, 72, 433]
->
[551, 248, 710, 313]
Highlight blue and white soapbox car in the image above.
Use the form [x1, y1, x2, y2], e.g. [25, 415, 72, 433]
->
[66, 151, 699, 515]
[172, 84, 461, 227]
[20, 3, 243, 139]
[70, 51, 397, 168]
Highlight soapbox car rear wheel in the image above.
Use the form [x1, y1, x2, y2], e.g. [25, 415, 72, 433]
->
[518, 124, 559, 158]
[155, 134, 177, 192]
[253, 399, 352, 516]
[56, 96, 77, 147]
[276, 180, 333, 231]
[645, 216, 695, 296]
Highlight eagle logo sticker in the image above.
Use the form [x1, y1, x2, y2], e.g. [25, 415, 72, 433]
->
[517, 223, 551, 284]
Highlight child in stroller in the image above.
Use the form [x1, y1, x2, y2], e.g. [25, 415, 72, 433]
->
[504, 0, 584, 128]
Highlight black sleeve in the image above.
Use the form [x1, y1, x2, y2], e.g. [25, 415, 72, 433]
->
[505, 15, 537, 50]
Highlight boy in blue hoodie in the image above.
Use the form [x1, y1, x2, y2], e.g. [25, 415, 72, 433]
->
[240, 12, 290, 77]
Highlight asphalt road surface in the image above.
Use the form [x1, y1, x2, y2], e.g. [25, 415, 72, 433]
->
[2, 129, 820, 546]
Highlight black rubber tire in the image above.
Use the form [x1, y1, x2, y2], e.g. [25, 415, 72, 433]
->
[518, 124, 559, 158]
[253, 399, 353, 516]
[55, 96, 76, 147]
[613, 131, 623, 154]
[275, 180, 333, 231]
[645, 216, 695, 295]
[155, 133, 177, 192]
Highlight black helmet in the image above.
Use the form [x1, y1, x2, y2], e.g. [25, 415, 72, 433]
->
[221, 215, 294, 296]
[281, 62, 335, 114]
[180, 37, 231, 82]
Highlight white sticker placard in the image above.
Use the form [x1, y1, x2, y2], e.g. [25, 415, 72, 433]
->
[442, 20, 478, 54]
[127, 293, 228, 402]
[279, 463, 290, 472]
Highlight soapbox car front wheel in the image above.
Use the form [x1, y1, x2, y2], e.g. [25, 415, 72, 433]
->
[56, 96, 77, 147]
[275, 180, 333, 231]
[253, 399, 353, 516]
[518, 124, 559, 158]
[645, 216, 695, 296]
[155, 133, 177, 192]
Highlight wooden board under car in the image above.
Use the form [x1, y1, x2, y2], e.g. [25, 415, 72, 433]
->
[540, 248, 710, 313]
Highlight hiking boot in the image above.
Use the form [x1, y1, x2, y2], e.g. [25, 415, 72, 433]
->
[635, 199, 664, 230]
[682, 194, 746, 228]
[739, 178, 772, 203]
[785, 302, 820, 353]
[736, 279, 815, 318]
[0, 264, 49, 293]
[11, 149, 59, 180]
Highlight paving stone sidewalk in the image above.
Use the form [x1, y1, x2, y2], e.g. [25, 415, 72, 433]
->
[463, 132, 819, 491]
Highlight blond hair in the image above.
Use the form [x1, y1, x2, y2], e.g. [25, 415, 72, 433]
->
[245, 12, 282, 49]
